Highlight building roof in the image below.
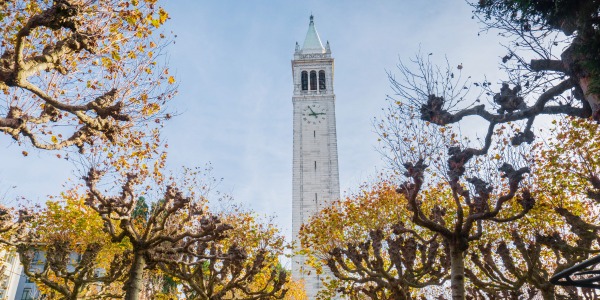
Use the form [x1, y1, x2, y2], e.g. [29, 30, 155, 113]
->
[301, 15, 325, 54]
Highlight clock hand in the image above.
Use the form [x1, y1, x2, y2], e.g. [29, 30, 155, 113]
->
[307, 106, 319, 118]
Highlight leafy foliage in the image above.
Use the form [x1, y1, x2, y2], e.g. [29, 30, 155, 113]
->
[84, 167, 231, 300]
[17, 193, 129, 299]
[0, 0, 175, 152]
[301, 181, 449, 299]
[160, 212, 288, 300]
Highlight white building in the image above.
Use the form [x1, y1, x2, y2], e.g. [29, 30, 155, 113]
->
[0, 249, 23, 300]
[291, 15, 341, 299]
[12, 250, 92, 300]
[13, 250, 44, 300]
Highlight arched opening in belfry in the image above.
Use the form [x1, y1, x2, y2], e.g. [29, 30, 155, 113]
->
[319, 70, 326, 90]
[301, 71, 308, 90]
[310, 71, 317, 90]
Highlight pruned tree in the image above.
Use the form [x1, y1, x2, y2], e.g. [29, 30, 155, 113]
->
[327, 226, 449, 300]
[405, 1, 600, 154]
[16, 193, 129, 299]
[385, 1, 600, 295]
[18, 241, 129, 300]
[0, 0, 176, 267]
[475, 0, 600, 119]
[532, 117, 600, 292]
[395, 161, 532, 300]
[301, 181, 450, 300]
[466, 226, 598, 300]
[446, 116, 600, 299]
[84, 168, 231, 300]
[0, 205, 32, 245]
[0, 0, 175, 152]
[375, 89, 536, 300]
[157, 212, 289, 300]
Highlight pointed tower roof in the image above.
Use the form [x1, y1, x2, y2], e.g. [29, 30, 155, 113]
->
[301, 15, 325, 54]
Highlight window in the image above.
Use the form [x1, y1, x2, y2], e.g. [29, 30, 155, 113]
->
[309, 71, 317, 90]
[21, 288, 32, 300]
[301, 71, 308, 90]
[318, 70, 326, 90]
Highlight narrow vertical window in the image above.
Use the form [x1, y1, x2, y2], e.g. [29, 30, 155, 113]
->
[310, 71, 317, 90]
[319, 70, 326, 90]
[313, 130, 316, 138]
[301, 71, 308, 90]
[314, 161, 317, 170]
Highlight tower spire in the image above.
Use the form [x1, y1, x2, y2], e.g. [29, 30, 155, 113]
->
[301, 15, 325, 54]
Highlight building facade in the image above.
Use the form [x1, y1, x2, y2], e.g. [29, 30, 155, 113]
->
[0, 249, 23, 300]
[291, 15, 340, 299]
[12, 250, 97, 300]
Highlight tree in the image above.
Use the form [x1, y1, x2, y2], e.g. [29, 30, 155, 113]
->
[17, 191, 129, 299]
[475, 1, 600, 118]
[374, 93, 535, 300]
[532, 117, 600, 292]
[0, 204, 31, 245]
[463, 117, 600, 299]
[0, 0, 175, 152]
[412, 1, 600, 144]
[384, 1, 600, 296]
[158, 211, 288, 300]
[0, 0, 175, 266]
[466, 216, 598, 299]
[84, 167, 231, 300]
[301, 181, 450, 299]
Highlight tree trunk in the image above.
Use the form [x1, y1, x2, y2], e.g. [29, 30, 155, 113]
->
[540, 287, 556, 300]
[449, 245, 465, 300]
[577, 76, 600, 119]
[391, 288, 411, 300]
[124, 252, 146, 300]
[561, 37, 600, 120]
[69, 284, 81, 300]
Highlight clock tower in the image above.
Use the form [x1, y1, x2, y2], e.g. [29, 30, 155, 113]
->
[291, 15, 340, 299]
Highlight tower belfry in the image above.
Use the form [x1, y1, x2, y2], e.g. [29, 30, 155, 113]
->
[291, 15, 340, 299]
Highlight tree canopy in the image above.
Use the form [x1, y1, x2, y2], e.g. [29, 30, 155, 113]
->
[0, 0, 174, 152]
[402, 1, 600, 170]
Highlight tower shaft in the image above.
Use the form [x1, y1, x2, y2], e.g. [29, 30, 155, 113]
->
[291, 16, 340, 299]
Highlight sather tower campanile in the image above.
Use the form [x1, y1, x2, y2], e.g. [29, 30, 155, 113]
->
[291, 15, 340, 298]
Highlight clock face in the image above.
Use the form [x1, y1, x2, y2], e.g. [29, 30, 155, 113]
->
[302, 104, 327, 125]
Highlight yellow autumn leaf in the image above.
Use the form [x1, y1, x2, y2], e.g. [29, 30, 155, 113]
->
[168, 76, 175, 84]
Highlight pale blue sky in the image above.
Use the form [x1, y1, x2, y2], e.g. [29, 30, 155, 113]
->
[0, 1, 507, 252]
